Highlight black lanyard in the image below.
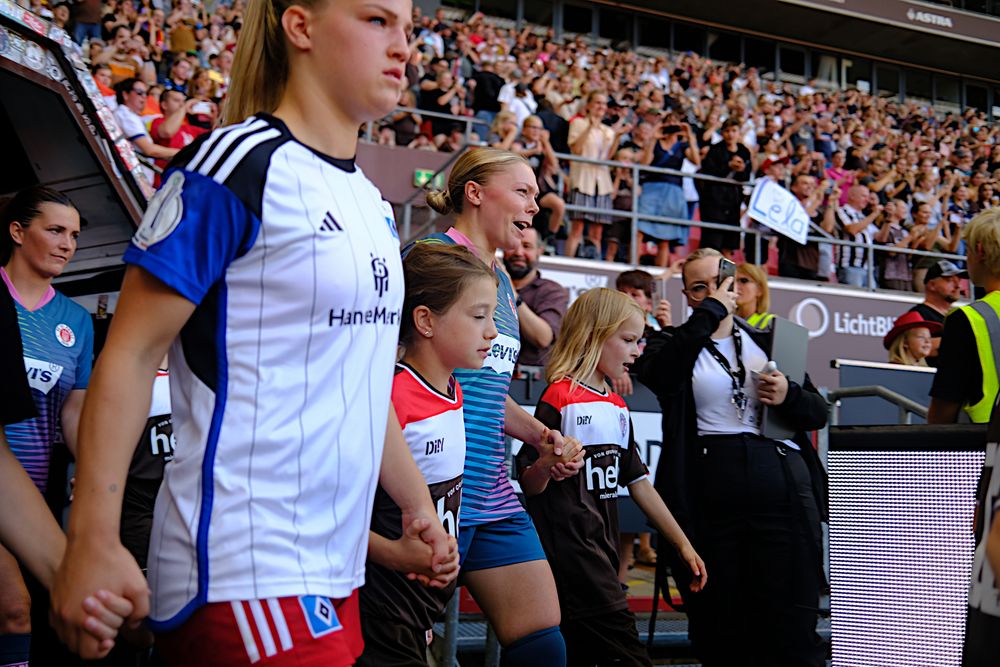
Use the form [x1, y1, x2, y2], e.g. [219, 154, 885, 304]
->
[706, 327, 748, 418]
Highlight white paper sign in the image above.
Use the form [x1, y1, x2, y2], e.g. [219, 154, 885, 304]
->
[748, 178, 810, 245]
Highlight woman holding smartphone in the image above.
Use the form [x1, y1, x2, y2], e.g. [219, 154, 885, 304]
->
[635, 248, 828, 667]
[637, 115, 700, 267]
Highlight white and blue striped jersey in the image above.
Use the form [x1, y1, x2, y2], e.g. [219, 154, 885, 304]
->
[122, 114, 403, 629]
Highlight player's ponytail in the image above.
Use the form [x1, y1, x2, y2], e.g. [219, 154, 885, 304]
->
[223, 0, 323, 125]
[426, 190, 453, 215]
[425, 147, 530, 216]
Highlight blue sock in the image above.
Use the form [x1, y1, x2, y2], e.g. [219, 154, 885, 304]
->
[0, 633, 30, 667]
[501, 626, 566, 667]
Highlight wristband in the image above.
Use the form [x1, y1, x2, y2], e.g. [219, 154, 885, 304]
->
[515, 295, 523, 308]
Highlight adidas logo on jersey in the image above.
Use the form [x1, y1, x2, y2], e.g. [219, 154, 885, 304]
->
[319, 211, 343, 232]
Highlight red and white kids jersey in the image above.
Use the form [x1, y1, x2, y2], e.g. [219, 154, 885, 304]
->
[517, 378, 648, 620]
[360, 363, 465, 630]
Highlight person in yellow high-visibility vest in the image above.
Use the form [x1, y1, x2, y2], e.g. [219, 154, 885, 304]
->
[929, 208, 1000, 424]
[735, 263, 775, 330]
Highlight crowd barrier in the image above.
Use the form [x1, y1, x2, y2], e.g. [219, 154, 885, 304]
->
[360, 106, 966, 294]
[831, 359, 936, 425]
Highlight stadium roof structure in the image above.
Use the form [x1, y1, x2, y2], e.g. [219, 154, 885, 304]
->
[0, 3, 146, 279]
[623, 0, 1000, 84]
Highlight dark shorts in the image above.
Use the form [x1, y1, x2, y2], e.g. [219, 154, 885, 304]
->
[356, 615, 428, 667]
[457, 511, 547, 573]
[121, 477, 162, 571]
[561, 608, 652, 667]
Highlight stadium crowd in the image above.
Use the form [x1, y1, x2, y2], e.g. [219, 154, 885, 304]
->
[388, 7, 999, 289]
[6, 1, 1000, 666]
[44, 0, 1000, 290]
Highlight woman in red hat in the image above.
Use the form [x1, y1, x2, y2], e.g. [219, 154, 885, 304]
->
[884, 311, 943, 366]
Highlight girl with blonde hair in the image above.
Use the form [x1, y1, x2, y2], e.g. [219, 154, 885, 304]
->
[518, 288, 706, 667]
[887, 332, 932, 366]
[883, 312, 940, 367]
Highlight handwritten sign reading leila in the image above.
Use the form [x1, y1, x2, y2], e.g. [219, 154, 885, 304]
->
[748, 178, 810, 245]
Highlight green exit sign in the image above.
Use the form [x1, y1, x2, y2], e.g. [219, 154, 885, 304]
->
[414, 169, 445, 189]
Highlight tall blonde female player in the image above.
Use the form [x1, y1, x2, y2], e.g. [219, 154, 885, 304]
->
[51, 1, 455, 665]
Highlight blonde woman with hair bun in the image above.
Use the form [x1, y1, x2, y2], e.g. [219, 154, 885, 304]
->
[412, 147, 584, 665]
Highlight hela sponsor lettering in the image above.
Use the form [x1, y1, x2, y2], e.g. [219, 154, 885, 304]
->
[585, 455, 619, 494]
[328, 306, 400, 327]
[436, 494, 458, 538]
[149, 420, 175, 458]
[833, 313, 895, 337]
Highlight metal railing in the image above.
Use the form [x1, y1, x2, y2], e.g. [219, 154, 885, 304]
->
[817, 383, 929, 500]
[364, 106, 966, 292]
[365, 105, 486, 148]
[817, 384, 929, 478]
[825, 385, 929, 426]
